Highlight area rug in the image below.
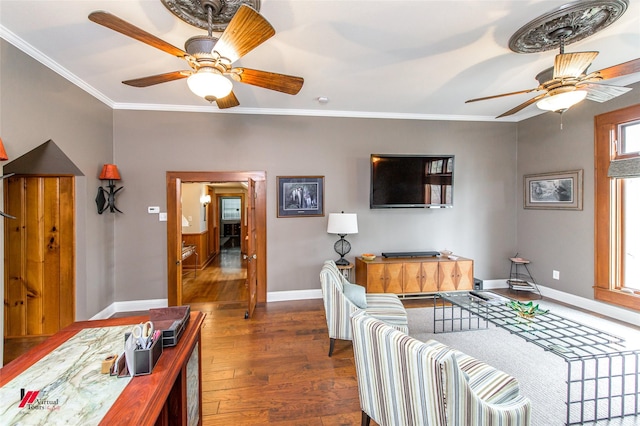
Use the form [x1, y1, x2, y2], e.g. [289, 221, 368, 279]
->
[407, 299, 640, 426]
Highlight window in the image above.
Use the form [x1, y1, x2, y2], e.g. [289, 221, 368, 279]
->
[221, 197, 241, 220]
[594, 104, 640, 310]
[623, 177, 639, 290]
[620, 120, 640, 154]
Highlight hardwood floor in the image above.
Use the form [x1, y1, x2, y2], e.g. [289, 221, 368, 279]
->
[3, 247, 247, 365]
[2, 335, 50, 366]
[191, 289, 542, 424]
[183, 247, 248, 304]
[5, 285, 636, 424]
[197, 298, 367, 425]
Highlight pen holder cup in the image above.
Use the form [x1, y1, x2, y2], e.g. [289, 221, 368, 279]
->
[123, 332, 163, 376]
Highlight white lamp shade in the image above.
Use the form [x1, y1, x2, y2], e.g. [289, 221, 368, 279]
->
[536, 90, 587, 112]
[327, 213, 358, 234]
[187, 70, 233, 100]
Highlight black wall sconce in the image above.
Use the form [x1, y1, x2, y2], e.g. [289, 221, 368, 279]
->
[96, 164, 123, 214]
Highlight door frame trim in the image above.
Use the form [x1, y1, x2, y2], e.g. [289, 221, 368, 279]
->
[166, 171, 267, 306]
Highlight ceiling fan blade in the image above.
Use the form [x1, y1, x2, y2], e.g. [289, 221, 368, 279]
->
[123, 71, 191, 87]
[214, 5, 275, 64]
[89, 11, 187, 59]
[594, 57, 640, 80]
[553, 52, 598, 79]
[229, 68, 303, 95]
[216, 91, 240, 109]
[466, 87, 540, 103]
[578, 82, 632, 103]
[496, 93, 548, 118]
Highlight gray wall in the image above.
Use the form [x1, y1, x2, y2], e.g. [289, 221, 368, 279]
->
[517, 82, 640, 300]
[3, 37, 639, 325]
[0, 40, 114, 321]
[113, 112, 518, 300]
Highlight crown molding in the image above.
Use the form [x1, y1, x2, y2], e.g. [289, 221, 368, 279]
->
[1, 25, 115, 108]
[113, 101, 522, 122]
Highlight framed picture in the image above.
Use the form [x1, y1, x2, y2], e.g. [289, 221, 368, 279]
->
[524, 169, 583, 210]
[277, 176, 324, 217]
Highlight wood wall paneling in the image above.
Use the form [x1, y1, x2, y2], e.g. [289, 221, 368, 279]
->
[5, 177, 26, 337]
[25, 177, 44, 336]
[3, 176, 75, 338]
[182, 231, 209, 270]
[58, 177, 75, 329]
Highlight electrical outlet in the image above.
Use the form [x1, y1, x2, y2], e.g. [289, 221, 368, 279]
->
[553, 270, 560, 280]
[159, 212, 167, 222]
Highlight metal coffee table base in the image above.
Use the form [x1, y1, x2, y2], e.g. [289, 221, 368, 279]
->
[434, 292, 640, 425]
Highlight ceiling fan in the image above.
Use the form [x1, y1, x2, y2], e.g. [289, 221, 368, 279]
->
[89, 1, 303, 109]
[466, 36, 640, 118]
[466, 0, 640, 121]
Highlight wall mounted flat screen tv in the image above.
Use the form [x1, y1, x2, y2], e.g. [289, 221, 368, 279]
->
[370, 154, 454, 208]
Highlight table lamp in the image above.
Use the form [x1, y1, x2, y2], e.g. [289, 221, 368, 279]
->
[327, 212, 358, 265]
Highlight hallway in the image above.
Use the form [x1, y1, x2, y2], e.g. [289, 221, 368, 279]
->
[182, 248, 248, 304]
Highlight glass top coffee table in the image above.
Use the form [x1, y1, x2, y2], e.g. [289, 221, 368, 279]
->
[433, 291, 640, 425]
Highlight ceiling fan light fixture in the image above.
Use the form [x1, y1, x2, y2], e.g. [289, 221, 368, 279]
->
[536, 90, 587, 112]
[187, 69, 233, 101]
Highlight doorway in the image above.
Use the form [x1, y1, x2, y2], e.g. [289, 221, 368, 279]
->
[219, 195, 242, 250]
[166, 171, 267, 317]
[181, 187, 247, 304]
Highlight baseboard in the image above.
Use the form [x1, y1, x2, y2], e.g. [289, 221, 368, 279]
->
[479, 279, 508, 290]
[536, 284, 640, 327]
[267, 289, 323, 302]
[90, 299, 168, 320]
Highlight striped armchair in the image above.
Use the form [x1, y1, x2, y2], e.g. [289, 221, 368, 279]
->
[319, 260, 408, 356]
[350, 310, 531, 426]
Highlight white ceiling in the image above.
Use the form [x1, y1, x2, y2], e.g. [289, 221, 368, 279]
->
[1, 0, 639, 122]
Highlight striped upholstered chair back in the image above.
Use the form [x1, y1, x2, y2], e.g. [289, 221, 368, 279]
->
[350, 311, 531, 426]
[351, 310, 448, 426]
[319, 260, 409, 357]
[319, 261, 357, 341]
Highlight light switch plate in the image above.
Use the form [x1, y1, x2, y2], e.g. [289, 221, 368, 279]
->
[159, 212, 167, 221]
[148, 206, 160, 214]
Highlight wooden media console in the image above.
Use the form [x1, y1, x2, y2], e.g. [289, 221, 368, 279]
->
[355, 255, 474, 296]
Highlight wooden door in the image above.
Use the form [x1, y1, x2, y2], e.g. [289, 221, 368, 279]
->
[422, 262, 439, 292]
[167, 171, 267, 308]
[245, 178, 257, 319]
[207, 186, 216, 259]
[438, 261, 457, 291]
[455, 260, 474, 290]
[4, 176, 75, 337]
[366, 263, 386, 293]
[404, 262, 438, 293]
[403, 262, 422, 294]
[384, 263, 403, 293]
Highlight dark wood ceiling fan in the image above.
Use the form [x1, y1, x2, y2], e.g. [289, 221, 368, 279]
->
[89, 2, 303, 109]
